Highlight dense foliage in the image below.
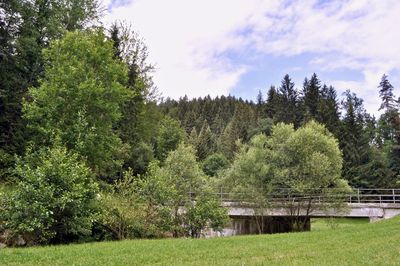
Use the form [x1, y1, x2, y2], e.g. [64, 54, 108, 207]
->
[160, 75, 400, 189]
[0, 145, 98, 245]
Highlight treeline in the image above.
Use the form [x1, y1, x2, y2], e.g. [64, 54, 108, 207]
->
[159, 73, 400, 188]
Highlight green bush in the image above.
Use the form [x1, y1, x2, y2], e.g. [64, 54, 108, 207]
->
[185, 194, 228, 238]
[97, 172, 147, 240]
[0, 145, 98, 245]
[202, 153, 229, 177]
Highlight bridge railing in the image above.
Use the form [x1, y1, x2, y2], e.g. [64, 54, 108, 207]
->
[206, 188, 400, 204]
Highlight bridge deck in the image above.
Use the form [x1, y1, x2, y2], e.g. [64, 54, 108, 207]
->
[209, 188, 400, 220]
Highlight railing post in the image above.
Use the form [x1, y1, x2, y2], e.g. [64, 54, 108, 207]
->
[357, 189, 360, 203]
[220, 187, 223, 201]
[393, 189, 396, 204]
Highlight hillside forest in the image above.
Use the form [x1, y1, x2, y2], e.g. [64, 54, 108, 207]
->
[0, 0, 399, 246]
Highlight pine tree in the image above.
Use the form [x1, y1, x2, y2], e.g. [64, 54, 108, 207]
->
[196, 121, 215, 161]
[318, 85, 341, 136]
[302, 73, 321, 120]
[377, 74, 400, 184]
[265, 86, 278, 119]
[276, 74, 298, 125]
[339, 91, 368, 186]
[378, 74, 395, 111]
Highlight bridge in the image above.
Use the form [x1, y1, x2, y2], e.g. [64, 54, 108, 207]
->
[206, 188, 400, 236]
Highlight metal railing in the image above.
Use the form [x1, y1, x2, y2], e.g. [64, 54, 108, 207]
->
[210, 188, 400, 204]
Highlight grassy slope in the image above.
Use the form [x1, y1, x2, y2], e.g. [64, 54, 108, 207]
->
[0, 217, 399, 266]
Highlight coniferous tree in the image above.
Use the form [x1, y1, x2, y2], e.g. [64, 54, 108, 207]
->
[196, 121, 215, 161]
[276, 74, 298, 125]
[338, 90, 392, 187]
[377, 74, 400, 183]
[302, 73, 321, 121]
[378, 74, 396, 111]
[265, 86, 278, 119]
[318, 85, 341, 136]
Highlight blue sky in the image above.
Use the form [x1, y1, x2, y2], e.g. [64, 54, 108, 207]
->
[103, 0, 400, 115]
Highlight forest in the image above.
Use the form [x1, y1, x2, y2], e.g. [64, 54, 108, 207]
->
[1, 0, 399, 246]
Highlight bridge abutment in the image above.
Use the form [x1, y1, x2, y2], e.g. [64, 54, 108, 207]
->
[221, 216, 310, 236]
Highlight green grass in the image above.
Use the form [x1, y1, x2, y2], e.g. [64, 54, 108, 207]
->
[311, 217, 370, 231]
[1, 217, 399, 266]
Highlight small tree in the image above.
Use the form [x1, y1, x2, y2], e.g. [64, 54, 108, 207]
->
[223, 121, 350, 233]
[155, 117, 186, 162]
[0, 145, 98, 245]
[143, 144, 228, 237]
[185, 194, 228, 238]
[222, 134, 274, 234]
[268, 121, 350, 231]
[202, 153, 229, 177]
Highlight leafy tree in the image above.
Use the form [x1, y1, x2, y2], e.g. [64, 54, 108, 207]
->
[184, 194, 228, 238]
[202, 153, 229, 177]
[224, 121, 350, 232]
[273, 122, 350, 230]
[222, 134, 275, 233]
[124, 142, 154, 176]
[23, 30, 130, 178]
[155, 117, 186, 162]
[161, 144, 205, 237]
[0, 0, 100, 163]
[0, 145, 98, 245]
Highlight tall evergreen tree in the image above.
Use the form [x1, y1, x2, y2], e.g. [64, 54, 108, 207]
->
[265, 86, 278, 119]
[376, 74, 400, 184]
[338, 90, 391, 187]
[196, 120, 215, 161]
[276, 74, 298, 125]
[318, 85, 341, 136]
[378, 74, 396, 111]
[302, 73, 321, 121]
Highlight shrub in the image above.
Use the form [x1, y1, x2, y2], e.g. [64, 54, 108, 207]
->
[0, 145, 98, 245]
[185, 194, 228, 238]
[202, 153, 229, 177]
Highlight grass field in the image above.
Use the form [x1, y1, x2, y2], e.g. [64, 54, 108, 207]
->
[0, 217, 399, 266]
[310, 217, 369, 231]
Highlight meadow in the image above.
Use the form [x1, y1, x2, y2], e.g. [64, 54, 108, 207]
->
[0, 217, 398, 266]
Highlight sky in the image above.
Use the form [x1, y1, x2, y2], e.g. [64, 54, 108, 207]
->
[102, 0, 400, 116]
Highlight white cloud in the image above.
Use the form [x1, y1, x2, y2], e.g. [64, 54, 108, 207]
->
[102, 0, 273, 99]
[244, 0, 400, 114]
[102, 0, 400, 114]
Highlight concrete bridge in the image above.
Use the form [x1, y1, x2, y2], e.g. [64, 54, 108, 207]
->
[208, 188, 400, 236]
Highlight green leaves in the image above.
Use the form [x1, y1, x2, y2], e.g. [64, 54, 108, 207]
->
[0, 145, 98, 245]
[23, 31, 131, 178]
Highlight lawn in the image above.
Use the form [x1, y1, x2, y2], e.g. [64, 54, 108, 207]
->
[0, 217, 399, 266]
[310, 217, 370, 231]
